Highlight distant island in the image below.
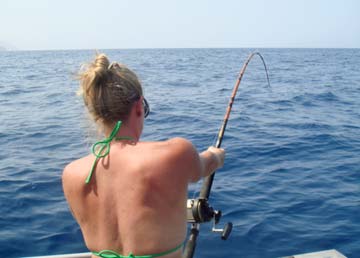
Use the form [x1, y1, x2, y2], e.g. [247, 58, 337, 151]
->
[0, 46, 7, 51]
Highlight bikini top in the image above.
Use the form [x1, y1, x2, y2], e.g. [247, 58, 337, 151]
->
[85, 121, 133, 184]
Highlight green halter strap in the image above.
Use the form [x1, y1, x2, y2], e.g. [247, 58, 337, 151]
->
[92, 242, 184, 258]
[85, 121, 133, 184]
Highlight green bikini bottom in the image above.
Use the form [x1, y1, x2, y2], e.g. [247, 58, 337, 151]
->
[92, 242, 183, 258]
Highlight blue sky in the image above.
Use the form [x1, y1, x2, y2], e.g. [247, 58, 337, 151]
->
[0, 0, 359, 50]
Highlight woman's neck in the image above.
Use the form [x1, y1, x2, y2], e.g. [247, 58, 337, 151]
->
[104, 122, 140, 142]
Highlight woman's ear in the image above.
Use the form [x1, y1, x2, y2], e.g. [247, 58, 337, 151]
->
[135, 98, 143, 117]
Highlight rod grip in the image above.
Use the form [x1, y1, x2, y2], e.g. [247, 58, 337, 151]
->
[183, 227, 199, 258]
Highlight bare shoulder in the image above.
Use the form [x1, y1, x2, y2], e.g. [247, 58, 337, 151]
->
[62, 155, 91, 191]
[166, 137, 195, 149]
[161, 137, 201, 182]
[161, 137, 198, 157]
[141, 137, 195, 154]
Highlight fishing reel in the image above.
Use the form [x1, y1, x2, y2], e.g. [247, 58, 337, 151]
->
[187, 198, 233, 240]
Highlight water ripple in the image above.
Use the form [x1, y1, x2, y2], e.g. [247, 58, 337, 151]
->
[0, 49, 359, 258]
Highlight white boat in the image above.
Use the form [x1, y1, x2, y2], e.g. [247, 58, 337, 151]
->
[282, 249, 346, 258]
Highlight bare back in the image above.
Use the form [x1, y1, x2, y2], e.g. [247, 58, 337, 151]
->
[62, 138, 200, 258]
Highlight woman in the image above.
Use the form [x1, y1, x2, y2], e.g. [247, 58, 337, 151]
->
[62, 53, 225, 258]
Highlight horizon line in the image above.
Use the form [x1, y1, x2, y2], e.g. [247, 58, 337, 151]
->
[2, 46, 360, 52]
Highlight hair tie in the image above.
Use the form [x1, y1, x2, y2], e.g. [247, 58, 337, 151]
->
[108, 62, 116, 70]
[108, 62, 121, 70]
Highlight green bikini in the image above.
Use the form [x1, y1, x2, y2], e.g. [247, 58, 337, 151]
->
[92, 244, 183, 258]
[87, 121, 184, 258]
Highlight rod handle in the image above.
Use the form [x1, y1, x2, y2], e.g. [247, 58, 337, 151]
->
[183, 226, 199, 258]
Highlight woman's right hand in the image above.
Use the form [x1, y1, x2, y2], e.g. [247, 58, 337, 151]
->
[207, 146, 225, 169]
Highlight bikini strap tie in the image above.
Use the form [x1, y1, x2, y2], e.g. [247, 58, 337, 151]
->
[85, 121, 133, 184]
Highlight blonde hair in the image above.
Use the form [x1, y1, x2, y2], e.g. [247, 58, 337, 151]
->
[78, 53, 143, 127]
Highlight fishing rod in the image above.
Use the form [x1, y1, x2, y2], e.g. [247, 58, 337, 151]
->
[183, 52, 271, 258]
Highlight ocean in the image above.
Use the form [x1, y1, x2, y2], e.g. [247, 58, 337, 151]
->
[0, 48, 359, 258]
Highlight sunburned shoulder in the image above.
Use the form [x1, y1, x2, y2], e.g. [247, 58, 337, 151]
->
[62, 155, 92, 183]
[163, 137, 193, 148]
[138, 138, 201, 182]
[158, 137, 196, 155]
[139, 138, 198, 166]
[139, 137, 194, 151]
[162, 137, 199, 165]
[166, 137, 201, 182]
[167, 137, 192, 145]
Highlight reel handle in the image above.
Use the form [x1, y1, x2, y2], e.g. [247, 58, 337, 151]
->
[221, 222, 233, 240]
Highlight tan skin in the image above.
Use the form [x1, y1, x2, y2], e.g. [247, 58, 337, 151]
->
[62, 97, 225, 258]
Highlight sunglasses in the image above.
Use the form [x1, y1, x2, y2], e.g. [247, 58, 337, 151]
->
[143, 98, 150, 118]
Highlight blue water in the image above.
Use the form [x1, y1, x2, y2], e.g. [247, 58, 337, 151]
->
[0, 48, 359, 258]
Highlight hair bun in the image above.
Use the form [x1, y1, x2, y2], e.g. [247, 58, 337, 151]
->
[78, 52, 143, 126]
[93, 53, 110, 80]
